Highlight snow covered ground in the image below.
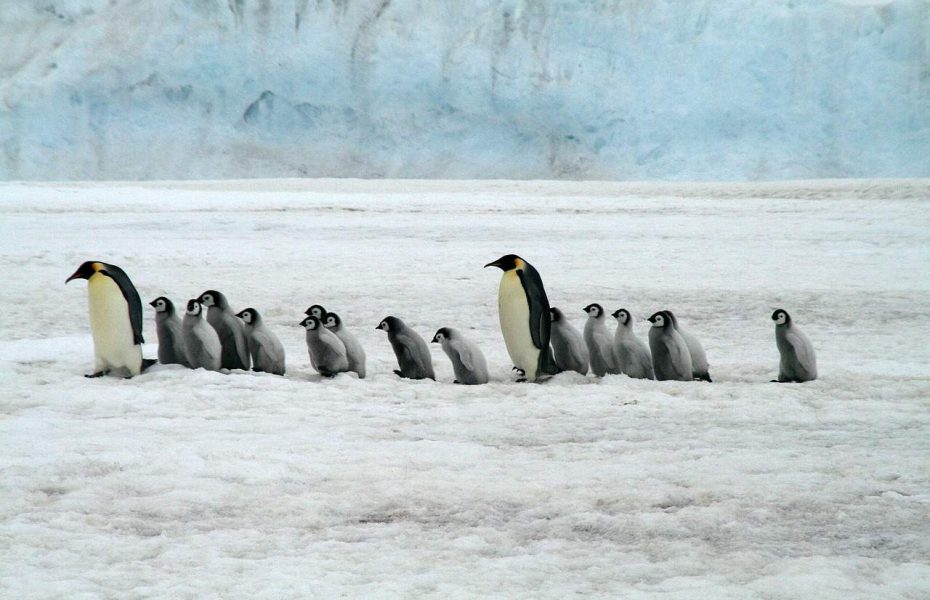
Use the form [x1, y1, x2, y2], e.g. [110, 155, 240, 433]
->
[1, 179, 929, 598]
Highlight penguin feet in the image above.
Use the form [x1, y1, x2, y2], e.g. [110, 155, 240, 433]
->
[453, 380, 461, 385]
[512, 366, 525, 376]
[84, 370, 109, 378]
[393, 369, 404, 378]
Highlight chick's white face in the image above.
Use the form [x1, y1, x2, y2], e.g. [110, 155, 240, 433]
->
[201, 293, 214, 307]
[325, 316, 337, 328]
[377, 321, 389, 332]
[154, 299, 166, 313]
[187, 302, 201, 316]
[651, 314, 665, 328]
[311, 307, 324, 319]
[304, 318, 318, 330]
[435, 332, 446, 343]
[586, 305, 601, 318]
[241, 311, 253, 324]
[774, 311, 788, 325]
[618, 310, 629, 324]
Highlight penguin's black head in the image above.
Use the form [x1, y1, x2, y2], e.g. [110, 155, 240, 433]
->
[186, 299, 203, 316]
[306, 304, 327, 319]
[584, 303, 604, 318]
[376, 316, 402, 332]
[647, 311, 667, 328]
[324, 312, 342, 329]
[300, 315, 321, 330]
[662, 310, 679, 328]
[484, 254, 524, 271]
[549, 307, 564, 323]
[432, 327, 451, 343]
[198, 290, 227, 309]
[236, 307, 259, 324]
[150, 296, 174, 314]
[66, 261, 105, 283]
[772, 309, 791, 325]
[612, 308, 630, 325]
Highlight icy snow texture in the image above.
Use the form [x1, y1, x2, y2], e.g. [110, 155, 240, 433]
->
[2, 0, 930, 181]
[1, 179, 930, 597]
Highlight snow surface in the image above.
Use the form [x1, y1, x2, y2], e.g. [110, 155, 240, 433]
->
[1, 178, 930, 598]
[2, 1, 930, 181]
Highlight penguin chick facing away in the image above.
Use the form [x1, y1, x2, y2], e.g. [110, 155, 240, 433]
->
[150, 296, 188, 367]
[772, 309, 817, 383]
[485, 254, 559, 382]
[665, 310, 712, 382]
[182, 299, 222, 371]
[323, 312, 366, 378]
[66, 261, 155, 378]
[301, 316, 349, 377]
[432, 327, 489, 385]
[549, 307, 589, 375]
[583, 303, 621, 377]
[647, 311, 693, 382]
[376, 316, 435, 380]
[237, 308, 286, 376]
[612, 308, 655, 380]
[198, 290, 250, 371]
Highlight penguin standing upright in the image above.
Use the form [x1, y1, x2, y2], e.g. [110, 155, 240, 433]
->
[236, 308, 286, 376]
[485, 255, 558, 382]
[611, 308, 655, 380]
[647, 311, 693, 381]
[432, 327, 489, 385]
[376, 316, 435, 380]
[772, 309, 817, 382]
[150, 296, 188, 366]
[66, 261, 154, 378]
[323, 312, 366, 379]
[181, 299, 222, 371]
[583, 303, 620, 377]
[549, 307, 589, 375]
[301, 315, 349, 377]
[665, 310, 712, 382]
[198, 290, 250, 370]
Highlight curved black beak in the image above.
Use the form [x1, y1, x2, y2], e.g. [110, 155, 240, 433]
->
[484, 259, 501, 269]
[149, 299, 158, 307]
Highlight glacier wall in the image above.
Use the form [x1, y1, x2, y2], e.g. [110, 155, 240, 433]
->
[1, 0, 929, 181]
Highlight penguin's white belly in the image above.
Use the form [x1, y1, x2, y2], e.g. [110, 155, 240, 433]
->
[499, 272, 539, 379]
[88, 273, 140, 370]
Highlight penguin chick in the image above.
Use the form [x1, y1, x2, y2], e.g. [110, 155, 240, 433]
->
[432, 327, 489, 385]
[305, 304, 327, 319]
[549, 307, 589, 375]
[772, 309, 817, 382]
[66, 260, 154, 378]
[181, 299, 222, 371]
[665, 310, 712, 382]
[150, 296, 188, 366]
[198, 290, 250, 371]
[583, 303, 621, 377]
[376, 316, 435, 380]
[323, 312, 366, 378]
[611, 308, 655, 380]
[485, 254, 559, 382]
[301, 315, 349, 377]
[647, 311, 693, 382]
[236, 308, 286, 376]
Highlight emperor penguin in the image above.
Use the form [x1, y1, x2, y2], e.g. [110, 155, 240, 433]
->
[611, 308, 655, 380]
[198, 290, 250, 371]
[646, 311, 693, 381]
[376, 316, 435, 380]
[583, 303, 621, 377]
[236, 308, 286, 376]
[300, 315, 349, 377]
[66, 261, 154, 378]
[772, 309, 817, 382]
[150, 296, 188, 366]
[432, 327, 489, 385]
[549, 307, 589, 375]
[665, 310, 712, 382]
[323, 312, 366, 378]
[305, 304, 327, 319]
[181, 299, 222, 371]
[485, 254, 559, 382]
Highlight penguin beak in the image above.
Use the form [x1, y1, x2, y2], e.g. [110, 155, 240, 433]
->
[431, 335, 439, 343]
[484, 259, 502, 269]
[149, 300, 158, 307]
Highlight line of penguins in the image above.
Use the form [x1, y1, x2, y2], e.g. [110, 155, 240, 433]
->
[65, 255, 817, 384]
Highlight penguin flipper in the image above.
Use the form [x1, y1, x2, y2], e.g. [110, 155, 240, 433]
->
[101, 264, 145, 345]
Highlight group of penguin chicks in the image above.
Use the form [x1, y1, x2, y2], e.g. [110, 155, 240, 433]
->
[151, 291, 818, 385]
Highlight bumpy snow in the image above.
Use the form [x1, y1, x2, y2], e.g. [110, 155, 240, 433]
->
[1, 179, 929, 598]
[2, 1, 930, 180]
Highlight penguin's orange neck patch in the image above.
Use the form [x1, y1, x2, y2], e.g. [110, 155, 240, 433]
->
[514, 258, 524, 270]
[92, 262, 104, 272]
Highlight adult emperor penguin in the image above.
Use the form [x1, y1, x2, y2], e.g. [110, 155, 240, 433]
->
[432, 327, 489, 385]
[611, 309, 655, 380]
[301, 315, 349, 377]
[646, 311, 693, 382]
[549, 307, 589, 375]
[236, 308, 286, 376]
[665, 310, 712, 382]
[181, 299, 222, 371]
[198, 290, 250, 371]
[150, 296, 188, 366]
[323, 312, 366, 379]
[772, 309, 818, 382]
[376, 316, 435, 380]
[66, 261, 155, 378]
[485, 254, 559, 382]
[583, 303, 620, 377]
